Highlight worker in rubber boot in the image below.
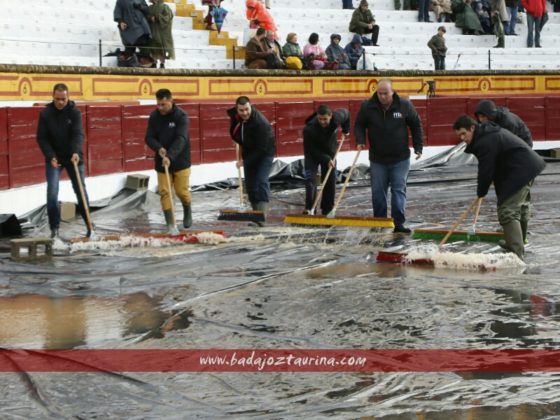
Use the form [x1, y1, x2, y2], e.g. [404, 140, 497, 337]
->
[227, 96, 276, 219]
[453, 115, 545, 259]
[145, 88, 192, 233]
[302, 104, 350, 215]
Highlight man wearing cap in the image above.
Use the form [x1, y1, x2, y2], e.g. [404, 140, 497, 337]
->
[474, 99, 533, 147]
[355, 79, 424, 233]
[349, 0, 380, 46]
[453, 114, 545, 259]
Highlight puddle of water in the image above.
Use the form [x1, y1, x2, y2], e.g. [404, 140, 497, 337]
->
[0, 293, 190, 349]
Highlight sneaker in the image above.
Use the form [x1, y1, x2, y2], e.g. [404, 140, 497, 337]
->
[393, 226, 411, 234]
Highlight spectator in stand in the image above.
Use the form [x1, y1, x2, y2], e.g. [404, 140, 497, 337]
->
[452, 0, 484, 34]
[202, 0, 221, 30]
[344, 33, 365, 70]
[114, 0, 152, 59]
[427, 26, 447, 70]
[432, 0, 453, 21]
[474, 99, 533, 147]
[473, 0, 494, 33]
[147, 0, 175, 69]
[418, 0, 432, 21]
[245, 27, 272, 69]
[343, 0, 355, 8]
[490, 0, 508, 48]
[326, 34, 352, 70]
[303, 33, 328, 70]
[246, 0, 278, 39]
[522, 0, 546, 47]
[282, 32, 305, 70]
[349, 0, 380, 46]
[504, 0, 520, 34]
[265, 30, 285, 68]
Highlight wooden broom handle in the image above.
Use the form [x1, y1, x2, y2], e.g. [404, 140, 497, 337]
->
[332, 148, 361, 212]
[164, 162, 177, 226]
[72, 160, 93, 233]
[236, 143, 245, 207]
[439, 197, 480, 247]
[472, 196, 483, 226]
[311, 134, 346, 213]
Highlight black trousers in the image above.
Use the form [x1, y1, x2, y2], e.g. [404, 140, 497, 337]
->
[304, 159, 336, 214]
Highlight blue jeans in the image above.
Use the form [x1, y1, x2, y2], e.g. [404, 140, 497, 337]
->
[434, 55, 445, 70]
[46, 162, 90, 230]
[304, 159, 336, 214]
[505, 6, 518, 34]
[418, 0, 430, 21]
[370, 159, 410, 227]
[244, 155, 273, 205]
[526, 13, 542, 47]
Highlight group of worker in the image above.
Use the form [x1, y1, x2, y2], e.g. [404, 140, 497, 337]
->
[37, 80, 545, 259]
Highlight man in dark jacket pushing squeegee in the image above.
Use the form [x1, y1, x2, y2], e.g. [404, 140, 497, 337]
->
[453, 114, 545, 259]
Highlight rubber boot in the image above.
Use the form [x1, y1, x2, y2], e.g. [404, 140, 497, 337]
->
[183, 204, 192, 229]
[255, 202, 269, 226]
[50, 228, 59, 239]
[500, 220, 524, 259]
[164, 209, 180, 235]
[521, 219, 529, 245]
[493, 37, 505, 48]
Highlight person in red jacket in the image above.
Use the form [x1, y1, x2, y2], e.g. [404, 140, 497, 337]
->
[522, 0, 547, 47]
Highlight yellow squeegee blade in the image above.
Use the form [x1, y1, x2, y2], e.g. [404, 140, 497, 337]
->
[284, 214, 394, 228]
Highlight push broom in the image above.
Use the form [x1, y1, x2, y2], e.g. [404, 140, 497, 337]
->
[412, 197, 504, 243]
[218, 144, 265, 223]
[73, 160, 97, 240]
[284, 141, 394, 229]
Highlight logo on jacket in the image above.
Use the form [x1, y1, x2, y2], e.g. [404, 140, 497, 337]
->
[393, 112, 403, 119]
[169, 122, 175, 128]
[67, 119, 72, 125]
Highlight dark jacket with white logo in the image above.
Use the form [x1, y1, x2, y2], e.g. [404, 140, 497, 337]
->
[227, 106, 276, 167]
[36, 101, 84, 164]
[465, 122, 545, 205]
[145, 104, 191, 173]
[303, 108, 350, 165]
[355, 92, 423, 164]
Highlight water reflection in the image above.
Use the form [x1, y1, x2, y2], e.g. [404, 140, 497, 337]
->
[0, 293, 190, 349]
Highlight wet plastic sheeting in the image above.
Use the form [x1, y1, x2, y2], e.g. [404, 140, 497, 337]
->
[1, 152, 560, 418]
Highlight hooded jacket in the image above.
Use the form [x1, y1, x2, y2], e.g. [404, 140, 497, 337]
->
[145, 104, 191, 173]
[36, 100, 84, 164]
[325, 40, 351, 69]
[474, 100, 533, 147]
[464, 122, 545, 205]
[114, 0, 152, 46]
[354, 92, 423, 164]
[227, 106, 276, 167]
[303, 109, 350, 165]
[344, 34, 365, 68]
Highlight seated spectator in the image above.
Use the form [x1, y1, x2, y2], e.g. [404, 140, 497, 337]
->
[303, 33, 328, 70]
[452, 0, 484, 34]
[344, 33, 365, 70]
[114, 0, 152, 59]
[147, 0, 175, 69]
[245, 27, 271, 69]
[326, 34, 352, 70]
[473, 0, 493, 33]
[246, 0, 278, 39]
[265, 30, 286, 68]
[432, 0, 453, 21]
[349, 0, 380, 46]
[282, 32, 305, 70]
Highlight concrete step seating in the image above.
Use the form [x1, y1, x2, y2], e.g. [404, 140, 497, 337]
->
[1, 0, 559, 70]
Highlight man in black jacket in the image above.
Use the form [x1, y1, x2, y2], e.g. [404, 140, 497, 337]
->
[453, 114, 545, 259]
[36, 83, 92, 239]
[227, 96, 276, 217]
[355, 79, 423, 233]
[303, 105, 350, 215]
[145, 88, 192, 233]
[474, 99, 533, 147]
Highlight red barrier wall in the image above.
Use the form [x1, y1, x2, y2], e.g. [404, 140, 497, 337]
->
[0, 96, 558, 191]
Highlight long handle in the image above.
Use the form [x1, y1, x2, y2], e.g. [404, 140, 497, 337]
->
[73, 160, 93, 233]
[164, 163, 177, 226]
[332, 148, 361, 212]
[472, 196, 483, 226]
[236, 143, 245, 207]
[311, 134, 346, 213]
[439, 197, 479, 247]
